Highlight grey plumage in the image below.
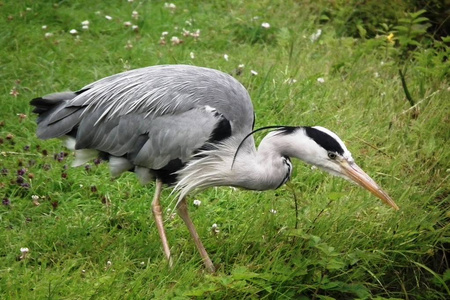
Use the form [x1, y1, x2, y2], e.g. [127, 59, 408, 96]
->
[31, 64, 398, 273]
[32, 65, 254, 187]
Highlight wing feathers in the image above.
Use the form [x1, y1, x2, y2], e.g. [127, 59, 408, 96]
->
[31, 65, 253, 184]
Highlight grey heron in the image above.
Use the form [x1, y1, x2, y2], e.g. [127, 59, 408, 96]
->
[30, 64, 399, 273]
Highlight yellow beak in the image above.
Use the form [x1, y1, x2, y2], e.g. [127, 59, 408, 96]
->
[339, 159, 399, 210]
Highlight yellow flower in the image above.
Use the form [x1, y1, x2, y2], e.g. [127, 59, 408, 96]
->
[387, 33, 395, 44]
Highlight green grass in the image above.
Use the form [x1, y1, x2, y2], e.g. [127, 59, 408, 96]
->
[1, 1, 449, 299]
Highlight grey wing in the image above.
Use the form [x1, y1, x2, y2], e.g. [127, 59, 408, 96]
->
[32, 65, 252, 179]
[40, 65, 254, 139]
[76, 106, 230, 168]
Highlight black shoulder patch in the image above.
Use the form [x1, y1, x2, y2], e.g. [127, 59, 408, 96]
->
[151, 158, 184, 185]
[304, 127, 344, 155]
[209, 116, 231, 143]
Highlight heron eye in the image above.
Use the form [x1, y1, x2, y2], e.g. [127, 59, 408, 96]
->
[328, 152, 337, 160]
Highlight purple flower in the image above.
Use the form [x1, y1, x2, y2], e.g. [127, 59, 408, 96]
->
[2, 197, 10, 206]
[54, 152, 66, 162]
[16, 176, 24, 184]
[17, 168, 26, 176]
[20, 183, 30, 189]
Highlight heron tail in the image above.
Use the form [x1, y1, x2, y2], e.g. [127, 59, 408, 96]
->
[30, 92, 77, 121]
[30, 91, 86, 140]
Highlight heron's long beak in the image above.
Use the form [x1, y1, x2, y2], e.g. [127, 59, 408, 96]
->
[339, 159, 399, 210]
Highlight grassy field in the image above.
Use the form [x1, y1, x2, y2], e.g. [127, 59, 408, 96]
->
[1, 1, 449, 299]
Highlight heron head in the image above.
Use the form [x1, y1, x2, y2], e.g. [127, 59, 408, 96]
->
[301, 126, 399, 210]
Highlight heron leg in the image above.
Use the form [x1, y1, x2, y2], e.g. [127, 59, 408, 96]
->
[177, 198, 215, 273]
[152, 179, 173, 267]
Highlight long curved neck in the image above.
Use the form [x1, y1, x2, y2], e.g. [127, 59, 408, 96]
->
[231, 133, 294, 191]
[175, 128, 310, 200]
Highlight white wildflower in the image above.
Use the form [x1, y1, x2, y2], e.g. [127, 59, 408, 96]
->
[185, 20, 192, 26]
[107, 260, 112, 266]
[170, 36, 181, 45]
[270, 209, 277, 214]
[193, 199, 201, 207]
[251, 70, 258, 76]
[32, 197, 40, 206]
[82, 25, 89, 30]
[317, 77, 325, 83]
[132, 25, 139, 32]
[42, 25, 47, 30]
[140, 261, 145, 266]
[190, 29, 200, 39]
[161, 31, 169, 36]
[81, 20, 90, 26]
[20, 247, 29, 260]
[285, 78, 297, 84]
[211, 223, 220, 234]
[223, 54, 229, 61]
[374, 72, 380, 78]
[125, 40, 133, 49]
[182, 28, 190, 37]
[164, 3, 176, 11]
[132, 11, 139, 20]
[44, 32, 53, 38]
[105, 15, 112, 20]
[310, 29, 322, 42]
[261, 22, 270, 29]
[124, 21, 132, 27]
[10, 87, 19, 97]
[190, 52, 195, 59]
[238, 64, 245, 68]
[69, 29, 78, 35]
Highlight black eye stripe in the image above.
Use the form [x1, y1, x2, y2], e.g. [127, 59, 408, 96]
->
[304, 127, 344, 155]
